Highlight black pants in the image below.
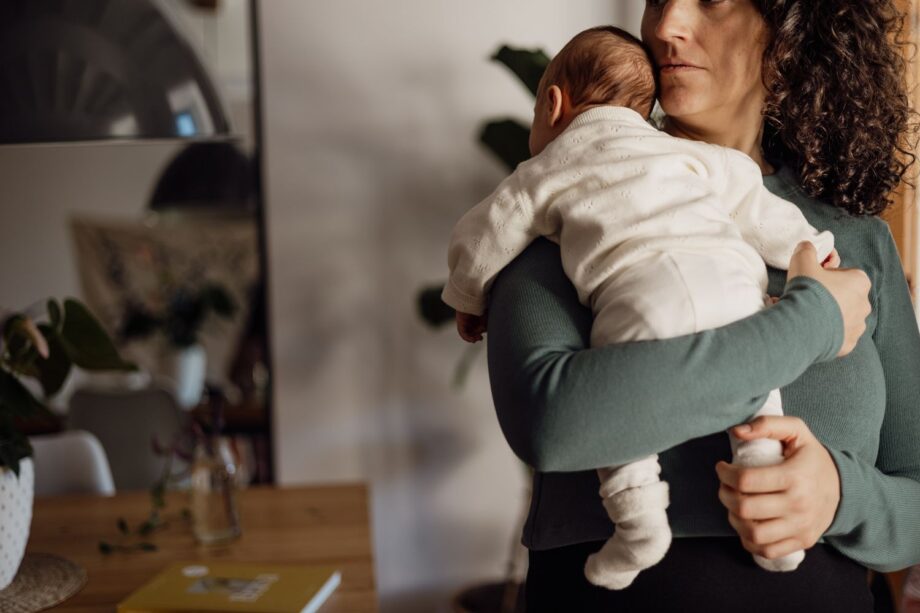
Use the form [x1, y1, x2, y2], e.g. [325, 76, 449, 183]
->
[525, 537, 874, 613]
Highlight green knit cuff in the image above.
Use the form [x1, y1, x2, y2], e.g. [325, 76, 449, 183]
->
[824, 446, 868, 537]
[783, 276, 845, 363]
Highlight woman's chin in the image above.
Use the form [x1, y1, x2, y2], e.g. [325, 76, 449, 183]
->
[658, 93, 708, 122]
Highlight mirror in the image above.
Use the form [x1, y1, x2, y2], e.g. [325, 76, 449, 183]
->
[0, 0, 231, 143]
[0, 0, 272, 485]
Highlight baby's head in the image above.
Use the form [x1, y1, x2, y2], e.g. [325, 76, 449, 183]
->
[529, 26, 656, 156]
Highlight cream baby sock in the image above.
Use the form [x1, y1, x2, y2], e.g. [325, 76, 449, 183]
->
[732, 437, 805, 572]
[584, 455, 672, 590]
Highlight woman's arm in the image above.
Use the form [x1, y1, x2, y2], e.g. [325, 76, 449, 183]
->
[822, 226, 920, 572]
[487, 238, 845, 472]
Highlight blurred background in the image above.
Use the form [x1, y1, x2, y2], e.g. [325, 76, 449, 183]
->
[4, 1, 918, 612]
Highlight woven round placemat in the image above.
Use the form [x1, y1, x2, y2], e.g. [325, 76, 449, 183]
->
[0, 553, 87, 613]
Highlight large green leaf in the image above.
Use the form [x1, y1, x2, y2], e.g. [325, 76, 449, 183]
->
[417, 284, 454, 328]
[0, 419, 32, 476]
[0, 369, 44, 416]
[3, 315, 30, 364]
[201, 284, 237, 318]
[491, 46, 550, 97]
[479, 119, 532, 172]
[35, 323, 72, 397]
[59, 299, 136, 371]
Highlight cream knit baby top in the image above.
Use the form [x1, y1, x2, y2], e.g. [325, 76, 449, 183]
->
[442, 106, 834, 316]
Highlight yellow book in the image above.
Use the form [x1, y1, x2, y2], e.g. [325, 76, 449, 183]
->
[117, 561, 342, 613]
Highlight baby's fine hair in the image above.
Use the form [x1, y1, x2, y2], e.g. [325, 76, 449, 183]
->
[538, 26, 656, 118]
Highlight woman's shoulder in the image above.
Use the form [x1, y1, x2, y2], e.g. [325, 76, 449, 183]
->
[765, 165, 901, 301]
[766, 165, 894, 257]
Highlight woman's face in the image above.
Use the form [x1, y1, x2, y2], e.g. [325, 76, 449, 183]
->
[640, 0, 769, 126]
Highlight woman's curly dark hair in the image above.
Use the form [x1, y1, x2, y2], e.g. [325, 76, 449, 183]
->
[757, 0, 920, 217]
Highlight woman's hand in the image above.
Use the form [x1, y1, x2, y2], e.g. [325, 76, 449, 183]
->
[715, 415, 841, 560]
[787, 241, 871, 357]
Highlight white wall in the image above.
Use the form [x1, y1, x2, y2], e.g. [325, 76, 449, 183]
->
[0, 142, 179, 309]
[260, 3, 644, 611]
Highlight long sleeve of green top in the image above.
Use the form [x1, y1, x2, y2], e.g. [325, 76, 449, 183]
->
[821, 222, 920, 571]
[484, 165, 920, 571]
[487, 239, 842, 471]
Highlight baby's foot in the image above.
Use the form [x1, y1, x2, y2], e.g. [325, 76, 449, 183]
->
[733, 438, 783, 467]
[584, 482, 671, 590]
[583, 560, 640, 591]
[753, 550, 805, 572]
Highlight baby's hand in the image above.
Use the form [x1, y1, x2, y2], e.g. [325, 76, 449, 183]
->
[822, 248, 841, 269]
[456, 311, 488, 343]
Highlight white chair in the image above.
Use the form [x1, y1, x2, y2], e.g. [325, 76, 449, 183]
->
[68, 386, 186, 491]
[28, 430, 115, 497]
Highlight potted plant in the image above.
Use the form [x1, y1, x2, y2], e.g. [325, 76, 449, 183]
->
[0, 298, 135, 588]
[418, 44, 546, 312]
[118, 282, 236, 408]
[414, 45, 548, 613]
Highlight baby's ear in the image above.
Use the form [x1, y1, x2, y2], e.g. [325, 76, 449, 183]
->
[546, 85, 565, 127]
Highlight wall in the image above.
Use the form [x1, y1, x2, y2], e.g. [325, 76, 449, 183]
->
[259, 2, 644, 611]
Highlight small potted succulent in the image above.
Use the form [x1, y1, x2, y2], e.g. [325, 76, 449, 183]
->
[0, 298, 135, 588]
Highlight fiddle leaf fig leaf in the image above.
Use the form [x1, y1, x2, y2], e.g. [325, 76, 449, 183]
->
[417, 285, 454, 328]
[59, 299, 136, 371]
[0, 370, 44, 416]
[491, 45, 550, 97]
[479, 119, 532, 172]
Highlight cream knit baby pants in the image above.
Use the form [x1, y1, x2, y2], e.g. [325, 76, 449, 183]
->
[582, 250, 804, 590]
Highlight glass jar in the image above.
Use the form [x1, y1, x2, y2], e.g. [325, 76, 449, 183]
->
[189, 436, 241, 545]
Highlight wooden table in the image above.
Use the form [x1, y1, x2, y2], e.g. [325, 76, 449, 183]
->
[26, 484, 378, 612]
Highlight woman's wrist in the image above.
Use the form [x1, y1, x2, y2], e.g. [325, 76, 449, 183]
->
[781, 276, 845, 362]
[822, 446, 866, 538]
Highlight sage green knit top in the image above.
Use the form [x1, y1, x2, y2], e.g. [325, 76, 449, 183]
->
[485, 164, 920, 572]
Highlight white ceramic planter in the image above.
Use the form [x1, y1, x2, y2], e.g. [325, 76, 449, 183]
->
[161, 343, 207, 410]
[0, 458, 34, 590]
[174, 344, 207, 409]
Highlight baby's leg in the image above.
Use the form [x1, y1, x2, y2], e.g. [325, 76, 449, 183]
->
[728, 389, 805, 572]
[729, 389, 784, 467]
[584, 455, 671, 590]
[585, 255, 697, 590]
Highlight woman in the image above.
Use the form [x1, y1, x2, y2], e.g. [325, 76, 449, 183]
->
[486, 1, 920, 611]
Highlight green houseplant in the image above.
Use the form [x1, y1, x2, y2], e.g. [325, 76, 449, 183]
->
[0, 297, 135, 588]
[417, 46, 547, 332]
[418, 46, 549, 396]
[118, 282, 236, 350]
[418, 45, 548, 613]
[1, 298, 136, 472]
[118, 282, 236, 408]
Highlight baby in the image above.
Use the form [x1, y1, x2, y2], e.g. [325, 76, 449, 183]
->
[441, 26, 838, 590]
